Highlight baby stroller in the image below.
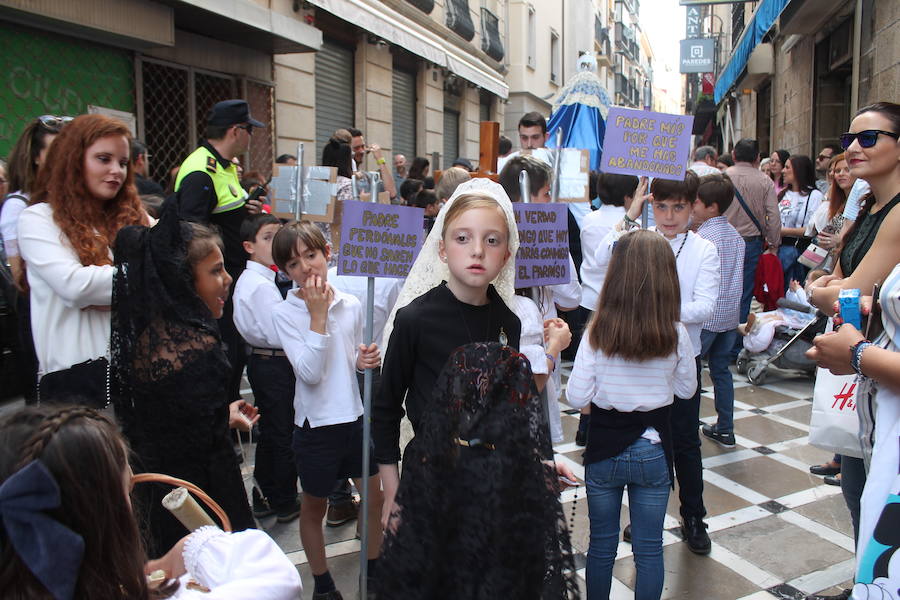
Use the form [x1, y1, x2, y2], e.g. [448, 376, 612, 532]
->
[735, 298, 827, 386]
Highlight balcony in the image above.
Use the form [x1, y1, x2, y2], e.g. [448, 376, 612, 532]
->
[614, 21, 640, 62]
[594, 20, 612, 68]
[615, 73, 639, 108]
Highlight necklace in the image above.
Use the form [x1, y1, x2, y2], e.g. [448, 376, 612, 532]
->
[673, 232, 688, 260]
[457, 297, 495, 345]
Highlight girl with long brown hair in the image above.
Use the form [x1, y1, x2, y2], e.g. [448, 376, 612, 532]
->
[17, 114, 149, 403]
[566, 229, 697, 600]
[805, 153, 856, 272]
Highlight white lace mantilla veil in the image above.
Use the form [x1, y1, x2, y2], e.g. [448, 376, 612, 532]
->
[381, 177, 520, 351]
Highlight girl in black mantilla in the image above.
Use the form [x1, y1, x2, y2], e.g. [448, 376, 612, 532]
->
[110, 207, 257, 556]
[377, 342, 580, 600]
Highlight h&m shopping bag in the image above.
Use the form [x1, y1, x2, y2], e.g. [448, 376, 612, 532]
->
[808, 367, 863, 459]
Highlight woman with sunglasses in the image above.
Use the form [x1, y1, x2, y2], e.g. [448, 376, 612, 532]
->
[0, 115, 69, 402]
[806, 103, 900, 586]
[16, 114, 151, 404]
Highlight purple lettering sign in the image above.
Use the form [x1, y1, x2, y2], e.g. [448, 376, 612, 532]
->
[514, 203, 570, 288]
[338, 201, 425, 278]
[601, 107, 694, 181]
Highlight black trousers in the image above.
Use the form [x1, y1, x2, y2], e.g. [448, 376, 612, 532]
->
[219, 296, 247, 403]
[247, 353, 298, 508]
[671, 357, 706, 520]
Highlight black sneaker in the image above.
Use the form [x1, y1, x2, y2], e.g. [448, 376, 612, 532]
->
[622, 523, 632, 543]
[701, 424, 736, 448]
[681, 516, 711, 555]
[252, 487, 275, 519]
[273, 496, 302, 523]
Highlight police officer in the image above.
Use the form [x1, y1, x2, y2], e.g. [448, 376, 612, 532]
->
[174, 99, 265, 402]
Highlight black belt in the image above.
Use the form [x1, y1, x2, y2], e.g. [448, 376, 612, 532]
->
[251, 348, 286, 357]
[742, 235, 762, 242]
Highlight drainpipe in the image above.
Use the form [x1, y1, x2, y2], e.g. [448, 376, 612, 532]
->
[850, 0, 862, 114]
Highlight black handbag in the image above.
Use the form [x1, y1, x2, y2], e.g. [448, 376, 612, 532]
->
[38, 356, 110, 409]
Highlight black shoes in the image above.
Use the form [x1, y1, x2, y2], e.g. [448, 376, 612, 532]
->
[701, 424, 736, 448]
[623, 524, 632, 543]
[252, 487, 275, 519]
[810, 462, 841, 476]
[681, 517, 711, 555]
[273, 496, 302, 523]
[804, 589, 851, 600]
[824, 473, 842, 486]
[575, 429, 588, 447]
[312, 590, 344, 600]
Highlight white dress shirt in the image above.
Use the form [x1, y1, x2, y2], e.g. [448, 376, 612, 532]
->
[579, 204, 626, 310]
[18, 203, 114, 375]
[328, 267, 402, 345]
[232, 261, 284, 349]
[688, 162, 721, 177]
[587, 228, 719, 356]
[272, 288, 364, 428]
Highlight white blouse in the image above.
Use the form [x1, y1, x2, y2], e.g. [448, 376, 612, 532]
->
[17, 203, 114, 375]
[173, 526, 302, 598]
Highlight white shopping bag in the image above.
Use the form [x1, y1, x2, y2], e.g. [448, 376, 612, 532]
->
[808, 367, 863, 458]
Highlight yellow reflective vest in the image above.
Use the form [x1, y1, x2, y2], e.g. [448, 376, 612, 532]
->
[174, 145, 247, 214]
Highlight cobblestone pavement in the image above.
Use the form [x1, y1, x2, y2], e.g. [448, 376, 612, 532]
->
[0, 359, 850, 599]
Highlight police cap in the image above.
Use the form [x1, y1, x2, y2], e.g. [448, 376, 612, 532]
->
[207, 99, 264, 128]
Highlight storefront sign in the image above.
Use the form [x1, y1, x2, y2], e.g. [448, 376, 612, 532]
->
[600, 107, 694, 181]
[680, 38, 716, 73]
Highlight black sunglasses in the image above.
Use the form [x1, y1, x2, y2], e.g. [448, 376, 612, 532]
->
[38, 115, 74, 131]
[840, 129, 899, 149]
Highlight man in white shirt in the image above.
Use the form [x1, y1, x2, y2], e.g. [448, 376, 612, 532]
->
[586, 171, 720, 555]
[688, 146, 721, 178]
[497, 112, 554, 174]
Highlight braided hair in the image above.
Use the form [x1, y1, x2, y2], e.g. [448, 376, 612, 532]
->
[378, 343, 580, 600]
[0, 406, 176, 599]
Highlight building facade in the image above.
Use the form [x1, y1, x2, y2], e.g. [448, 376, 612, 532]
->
[1, 0, 510, 182]
[707, 0, 898, 157]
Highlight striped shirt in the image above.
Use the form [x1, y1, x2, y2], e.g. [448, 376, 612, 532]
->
[566, 323, 698, 414]
[698, 216, 745, 332]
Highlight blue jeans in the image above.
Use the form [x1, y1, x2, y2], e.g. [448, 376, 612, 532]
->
[700, 329, 737, 434]
[586, 437, 671, 600]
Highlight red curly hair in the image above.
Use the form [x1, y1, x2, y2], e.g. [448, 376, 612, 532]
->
[31, 114, 148, 266]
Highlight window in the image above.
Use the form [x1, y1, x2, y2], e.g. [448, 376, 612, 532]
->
[446, 0, 475, 42]
[550, 31, 560, 84]
[480, 7, 504, 62]
[404, 0, 433, 13]
[527, 6, 536, 69]
[479, 89, 493, 122]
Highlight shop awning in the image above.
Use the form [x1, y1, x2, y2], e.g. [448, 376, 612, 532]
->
[714, 0, 788, 104]
[305, 0, 509, 99]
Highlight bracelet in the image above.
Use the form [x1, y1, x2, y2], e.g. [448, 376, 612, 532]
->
[377, 157, 386, 165]
[850, 340, 873, 377]
[545, 353, 557, 372]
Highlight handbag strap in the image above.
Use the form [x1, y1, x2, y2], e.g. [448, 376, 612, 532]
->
[733, 186, 765, 236]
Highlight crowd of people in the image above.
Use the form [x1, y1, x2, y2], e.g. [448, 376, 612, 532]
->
[0, 98, 897, 600]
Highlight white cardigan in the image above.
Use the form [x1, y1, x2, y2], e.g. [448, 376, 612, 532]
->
[17, 203, 114, 376]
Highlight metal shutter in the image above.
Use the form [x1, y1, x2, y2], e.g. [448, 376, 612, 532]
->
[392, 68, 417, 160]
[443, 109, 459, 169]
[315, 40, 355, 161]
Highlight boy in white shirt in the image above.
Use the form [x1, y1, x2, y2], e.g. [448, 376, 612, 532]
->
[585, 171, 720, 555]
[232, 214, 301, 523]
[271, 221, 383, 599]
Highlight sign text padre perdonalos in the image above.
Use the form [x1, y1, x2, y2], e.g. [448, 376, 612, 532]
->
[338, 201, 425, 278]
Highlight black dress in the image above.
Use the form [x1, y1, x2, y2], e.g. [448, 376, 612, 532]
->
[111, 208, 253, 556]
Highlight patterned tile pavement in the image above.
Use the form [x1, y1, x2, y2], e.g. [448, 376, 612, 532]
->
[245, 361, 856, 599]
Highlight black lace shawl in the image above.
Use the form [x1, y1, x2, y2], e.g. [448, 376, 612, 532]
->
[110, 208, 253, 553]
[378, 342, 580, 600]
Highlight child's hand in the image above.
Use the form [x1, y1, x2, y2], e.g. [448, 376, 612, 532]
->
[298, 275, 333, 333]
[357, 343, 381, 371]
[543, 318, 571, 353]
[789, 279, 800, 292]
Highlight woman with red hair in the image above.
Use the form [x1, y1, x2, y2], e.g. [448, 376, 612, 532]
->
[17, 114, 150, 404]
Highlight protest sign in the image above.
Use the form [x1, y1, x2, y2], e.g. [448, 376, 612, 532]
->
[513, 203, 570, 288]
[269, 165, 338, 222]
[338, 201, 425, 278]
[601, 107, 694, 181]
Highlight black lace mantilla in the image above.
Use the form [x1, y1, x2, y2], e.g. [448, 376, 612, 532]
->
[378, 342, 581, 599]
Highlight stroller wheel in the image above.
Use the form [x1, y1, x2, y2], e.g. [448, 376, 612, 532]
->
[735, 352, 749, 375]
[747, 362, 767, 386]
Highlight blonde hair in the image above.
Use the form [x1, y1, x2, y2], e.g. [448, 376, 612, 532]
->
[440, 192, 507, 239]
[435, 167, 472, 202]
